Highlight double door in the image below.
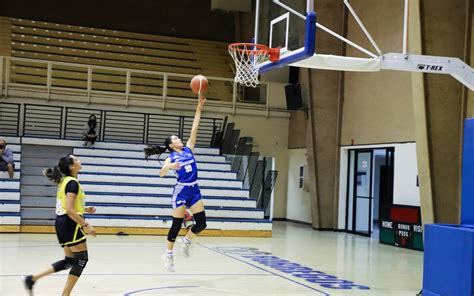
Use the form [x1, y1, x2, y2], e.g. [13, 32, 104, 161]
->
[346, 148, 394, 237]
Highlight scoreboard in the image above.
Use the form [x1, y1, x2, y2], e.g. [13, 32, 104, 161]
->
[380, 205, 423, 251]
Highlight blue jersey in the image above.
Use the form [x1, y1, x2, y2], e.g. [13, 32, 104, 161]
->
[168, 146, 198, 184]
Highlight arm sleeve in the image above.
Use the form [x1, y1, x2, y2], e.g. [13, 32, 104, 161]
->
[1, 148, 14, 163]
[65, 180, 79, 195]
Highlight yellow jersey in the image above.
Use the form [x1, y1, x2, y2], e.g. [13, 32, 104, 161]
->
[55, 176, 86, 216]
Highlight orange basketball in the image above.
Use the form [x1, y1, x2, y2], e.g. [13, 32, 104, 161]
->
[190, 75, 208, 95]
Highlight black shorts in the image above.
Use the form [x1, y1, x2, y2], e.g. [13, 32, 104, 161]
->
[55, 215, 86, 248]
[0, 159, 14, 171]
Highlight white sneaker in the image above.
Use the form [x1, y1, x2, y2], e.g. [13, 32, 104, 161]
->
[162, 254, 175, 272]
[179, 237, 191, 257]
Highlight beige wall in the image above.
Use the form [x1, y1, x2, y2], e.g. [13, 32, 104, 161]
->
[0, 17, 11, 56]
[342, 71, 415, 145]
[286, 148, 312, 223]
[230, 113, 290, 218]
[421, 0, 468, 224]
[468, 9, 474, 119]
[342, 0, 415, 145]
[241, 1, 470, 226]
[288, 110, 307, 149]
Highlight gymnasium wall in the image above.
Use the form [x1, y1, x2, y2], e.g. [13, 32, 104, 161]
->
[341, 0, 415, 145]
[286, 0, 471, 227]
[393, 143, 420, 206]
[339, 0, 471, 225]
[468, 14, 474, 119]
[0, 16, 11, 56]
[286, 0, 417, 228]
[287, 110, 307, 149]
[229, 112, 290, 219]
[420, 0, 468, 224]
[286, 148, 312, 224]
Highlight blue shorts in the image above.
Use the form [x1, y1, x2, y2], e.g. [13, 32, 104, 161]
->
[171, 184, 202, 209]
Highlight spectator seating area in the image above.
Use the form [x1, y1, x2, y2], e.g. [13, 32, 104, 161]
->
[0, 137, 272, 237]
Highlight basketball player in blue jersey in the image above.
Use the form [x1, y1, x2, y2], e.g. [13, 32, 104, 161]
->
[144, 94, 207, 272]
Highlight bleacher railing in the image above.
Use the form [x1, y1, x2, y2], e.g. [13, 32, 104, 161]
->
[1, 102, 222, 146]
[0, 56, 275, 115]
[0, 102, 21, 136]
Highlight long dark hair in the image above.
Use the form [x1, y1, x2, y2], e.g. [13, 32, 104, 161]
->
[43, 154, 75, 184]
[88, 114, 97, 130]
[144, 136, 173, 160]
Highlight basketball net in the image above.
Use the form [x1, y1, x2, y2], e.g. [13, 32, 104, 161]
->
[228, 43, 279, 88]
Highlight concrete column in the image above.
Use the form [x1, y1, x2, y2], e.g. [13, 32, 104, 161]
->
[305, 0, 345, 229]
[468, 2, 474, 119]
[420, 0, 468, 223]
[409, 0, 435, 225]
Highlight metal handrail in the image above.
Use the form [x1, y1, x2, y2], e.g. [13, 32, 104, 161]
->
[9, 102, 222, 146]
[1, 56, 284, 116]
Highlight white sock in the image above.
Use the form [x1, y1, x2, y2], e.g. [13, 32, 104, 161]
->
[183, 236, 191, 244]
[166, 249, 173, 257]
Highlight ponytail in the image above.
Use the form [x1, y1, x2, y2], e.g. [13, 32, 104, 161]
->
[144, 145, 167, 160]
[43, 166, 64, 184]
[144, 135, 174, 160]
[44, 154, 75, 184]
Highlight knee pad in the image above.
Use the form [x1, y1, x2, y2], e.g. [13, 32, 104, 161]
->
[69, 251, 88, 277]
[191, 211, 207, 234]
[167, 217, 184, 242]
[52, 257, 75, 272]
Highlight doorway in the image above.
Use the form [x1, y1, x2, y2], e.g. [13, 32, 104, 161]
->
[345, 148, 394, 237]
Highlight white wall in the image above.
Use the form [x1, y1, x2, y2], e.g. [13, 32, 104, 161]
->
[337, 142, 420, 229]
[338, 149, 349, 229]
[393, 143, 420, 206]
[285, 148, 312, 223]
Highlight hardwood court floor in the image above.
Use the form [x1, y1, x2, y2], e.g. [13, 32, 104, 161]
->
[0, 221, 422, 295]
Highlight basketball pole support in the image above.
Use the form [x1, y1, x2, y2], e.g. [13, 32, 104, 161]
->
[257, 0, 474, 91]
[254, 0, 260, 45]
[381, 53, 474, 91]
[402, 0, 409, 56]
[344, 0, 383, 56]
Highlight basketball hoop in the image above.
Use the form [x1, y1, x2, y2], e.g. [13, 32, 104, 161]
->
[228, 43, 280, 88]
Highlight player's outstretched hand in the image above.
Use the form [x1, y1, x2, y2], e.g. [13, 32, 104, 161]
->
[85, 206, 96, 214]
[198, 94, 206, 106]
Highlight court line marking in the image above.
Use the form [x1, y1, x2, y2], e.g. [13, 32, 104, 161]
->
[0, 244, 166, 249]
[124, 285, 199, 295]
[0, 273, 274, 277]
[198, 243, 331, 295]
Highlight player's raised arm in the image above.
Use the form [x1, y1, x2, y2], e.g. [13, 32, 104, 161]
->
[186, 94, 206, 151]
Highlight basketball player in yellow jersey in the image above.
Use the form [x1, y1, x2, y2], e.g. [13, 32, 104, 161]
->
[24, 154, 96, 296]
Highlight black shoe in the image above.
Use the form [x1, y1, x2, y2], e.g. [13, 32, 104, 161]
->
[24, 275, 35, 294]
